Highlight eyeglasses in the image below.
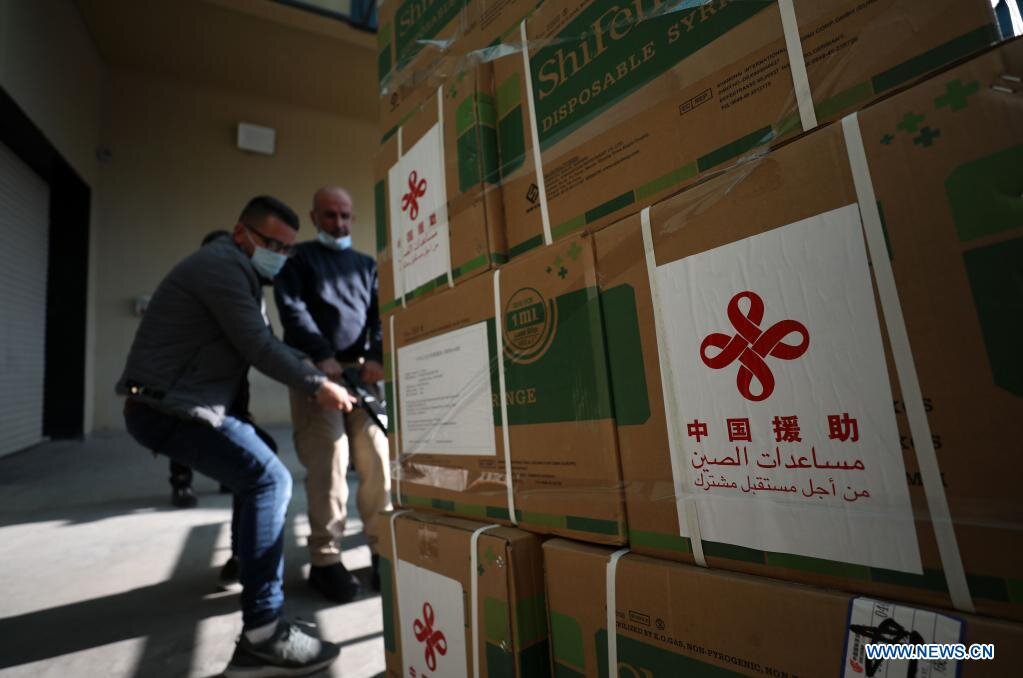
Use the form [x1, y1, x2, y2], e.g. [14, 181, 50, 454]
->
[243, 223, 294, 255]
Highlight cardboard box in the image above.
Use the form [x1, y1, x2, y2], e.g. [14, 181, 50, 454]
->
[381, 511, 549, 677]
[594, 40, 1023, 620]
[378, 0, 537, 141]
[494, 0, 998, 259]
[382, 232, 627, 544]
[544, 539, 1023, 677]
[375, 61, 506, 313]
[377, 0, 467, 94]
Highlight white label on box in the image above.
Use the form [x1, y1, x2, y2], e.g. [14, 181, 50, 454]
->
[398, 321, 497, 456]
[655, 203, 921, 573]
[843, 597, 964, 678]
[398, 559, 468, 678]
[389, 122, 450, 298]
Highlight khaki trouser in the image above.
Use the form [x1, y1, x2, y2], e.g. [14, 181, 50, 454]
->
[289, 381, 392, 566]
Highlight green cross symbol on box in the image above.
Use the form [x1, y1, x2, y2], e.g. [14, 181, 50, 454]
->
[896, 111, 926, 134]
[935, 79, 980, 112]
[913, 126, 941, 148]
[880, 133, 895, 146]
[566, 242, 582, 261]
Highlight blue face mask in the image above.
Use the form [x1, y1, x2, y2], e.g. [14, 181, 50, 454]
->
[316, 230, 352, 251]
[250, 246, 288, 279]
[243, 229, 288, 279]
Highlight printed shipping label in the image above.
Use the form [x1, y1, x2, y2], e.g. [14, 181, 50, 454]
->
[397, 321, 497, 456]
[656, 203, 921, 572]
[843, 597, 964, 678]
[389, 122, 450, 297]
[397, 560, 469, 678]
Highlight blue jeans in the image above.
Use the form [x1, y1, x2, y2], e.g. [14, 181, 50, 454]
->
[124, 400, 292, 629]
[230, 422, 280, 559]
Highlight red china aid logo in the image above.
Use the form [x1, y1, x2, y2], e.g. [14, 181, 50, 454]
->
[700, 291, 809, 401]
[401, 171, 427, 220]
[412, 602, 447, 671]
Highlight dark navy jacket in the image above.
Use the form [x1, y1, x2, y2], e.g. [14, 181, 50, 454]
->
[274, 241, 383, 364]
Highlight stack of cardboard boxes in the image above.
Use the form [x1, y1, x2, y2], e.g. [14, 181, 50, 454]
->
[493, 0, 1000, 254]
[374, 0, 1022, 675]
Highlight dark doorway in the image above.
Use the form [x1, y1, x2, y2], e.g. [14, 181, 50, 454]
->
[0, 86, 91, 439]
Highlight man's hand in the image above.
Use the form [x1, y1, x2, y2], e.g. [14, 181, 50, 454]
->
[314, 381, 358, 412]
[360, 360, 385, 383]
[316, 357, 344, 380]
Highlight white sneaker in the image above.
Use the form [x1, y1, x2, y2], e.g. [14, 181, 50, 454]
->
[223, 620, 340, 677]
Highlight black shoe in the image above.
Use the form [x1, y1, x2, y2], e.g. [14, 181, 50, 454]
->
[371, 554, 381, 593]
[171, 486, 198, 508]
[308, 563, 361, 604]
[218, 556, 241, 592]
[224, 619, 340, 677]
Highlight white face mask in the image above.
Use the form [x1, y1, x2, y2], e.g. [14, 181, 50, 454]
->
[316, 230, 352, 251]
[245, 230, 288, 278]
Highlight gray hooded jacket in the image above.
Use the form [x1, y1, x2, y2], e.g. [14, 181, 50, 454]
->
[116, 237, 325, 426]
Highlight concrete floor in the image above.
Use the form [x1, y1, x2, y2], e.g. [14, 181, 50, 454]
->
[0, 426, 386, 677]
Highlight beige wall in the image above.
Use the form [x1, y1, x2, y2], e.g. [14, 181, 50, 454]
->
[1, 1, 379, 434]
[92, 66, 379, 431]
[0, 1, 104, 185]
[0, 0, 104, 435]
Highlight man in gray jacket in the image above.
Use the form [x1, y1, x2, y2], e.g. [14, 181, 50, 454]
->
[118, 195, 354, 677]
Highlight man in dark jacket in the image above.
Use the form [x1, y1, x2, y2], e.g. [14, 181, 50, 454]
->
[118, 195, 355, 677]
[275, 186, 392, 603]
[168, 229, 251, 509]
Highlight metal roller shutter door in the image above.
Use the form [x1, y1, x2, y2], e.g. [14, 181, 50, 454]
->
[0, 140, 50, 457]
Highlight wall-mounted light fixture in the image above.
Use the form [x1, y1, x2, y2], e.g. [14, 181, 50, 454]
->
[237, 122, 276, 156]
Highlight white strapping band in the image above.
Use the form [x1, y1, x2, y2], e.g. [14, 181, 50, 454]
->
[492, 269, 518, 524]
[388, 509, 413, 580]
[1008, 0, 1023, 38]
[519, 20, 552, 246]
[841, 113, 973, 612]
[605, 548, 630, 674]
[470, 523, 501, 677]
[437, 84, 455, 290]
[396, 126, 408, 309]
[640, 207, 708, 568]
[778, 0, 818, 132]
[390, 314, 402, 503]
